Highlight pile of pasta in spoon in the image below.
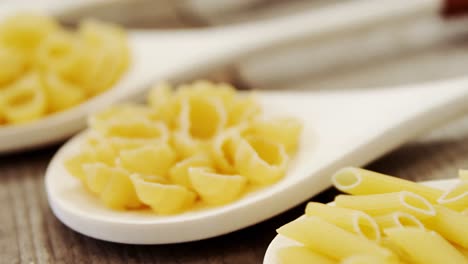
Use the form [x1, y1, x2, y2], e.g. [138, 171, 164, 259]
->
[65, 81, 302, 214]
[0, 13, 129, 125]
[277, 167, 468, 264]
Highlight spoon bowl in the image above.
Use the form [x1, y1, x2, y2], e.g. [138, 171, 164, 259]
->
[46, 78, 468, 244]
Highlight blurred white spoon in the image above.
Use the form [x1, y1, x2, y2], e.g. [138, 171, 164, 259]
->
[263, 179, 458, 264]
[0, 0, 448, 153]
[45, 78, 468, 244]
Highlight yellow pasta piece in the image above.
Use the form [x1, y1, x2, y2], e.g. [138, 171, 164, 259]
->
[40, 71, 86, 112]
[305, 202, 381, 241]
[82, 137, 118, 166]
[437, 181, 468, 211]
[189, 167, 247, 205]
[374, 212, 425, 231]
[277, 216, 396, 261]
[131, 174, 196, 214]
[277, 246, 336, 264]
[64, 150, 95, 181]
[97, 119, 169, 142]
[384, 227, 466, 264]
[425, 205, 468, 248]
[332, 167, 444, 203]
[169, 154, 213, 189]
[147, 82, 178, 125]
[118, 143, 176, 177]
[227, 94, 261, 126]
[176, 94, 227, 140]
[96, 165, 142, 209]
[235, 136, 288, 185]
[0, 13, 59, 53]
[210, 127, 246, 174]
[248, 117, 303, 153]
[334, 191, 436, 220]
[0, 45, 26, 85]
[177, 80, 236, 107]
[76, 19, 129, 95]
[171, 131, 210, 159]
[2, 72, 47, 124]
[82, 162, 113, 194]
[89, 104, 156, 129]
[34, 30, 82, 77]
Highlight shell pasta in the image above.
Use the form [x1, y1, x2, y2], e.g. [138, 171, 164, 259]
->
[0, 13, 129, 125]
[277, 168, 468, 264]
[64, 81, 302, 214]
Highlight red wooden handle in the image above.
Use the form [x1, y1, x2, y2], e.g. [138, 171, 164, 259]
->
[443, 0, 468, 17]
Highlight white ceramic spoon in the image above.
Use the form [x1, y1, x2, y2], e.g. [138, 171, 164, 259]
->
[45, 77, 468, 244]
[263, 179, 458, 264]
[0, 0, 445, 153]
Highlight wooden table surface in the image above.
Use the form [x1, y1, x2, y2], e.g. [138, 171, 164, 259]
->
[3, 1, 468, 263]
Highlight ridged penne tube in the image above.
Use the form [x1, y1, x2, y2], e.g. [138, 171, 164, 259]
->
[277, 216, 396, 261]
[169, 154, 213, 189]
[424, 205, 468, 248]
[130, 174, 196, 214]
[332, 167, 443, 203]
[235, 136, 288, 185]
[374, 212, 425, 231]
[437, 181, 468, 211]
[340, 255, 396, 264]
[334, 191, 436, 219]
[459, 170, 468, 180]
[277, 246, 336, 264]
[248, 117, 303, 154]
[384, 227, 466, 264]
[305, 202, 381, 242]
[118, 143, 176, 177]
[176, 95, 227, 140]
[2, 73, 47, 124]
[189, 167, 247, 205]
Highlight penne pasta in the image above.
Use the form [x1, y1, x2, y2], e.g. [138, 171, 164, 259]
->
[278, 246, 336, 264]
[332, 167, 443, 203]
[425, 205, 468, 248]
[277, 216, 396, 261]
[334, 191, 436, 219]
[437, 181, 468, 211]
[374, 211, 425, 231]
[305, 202, 380, 241]
[384, 227, 466, 264]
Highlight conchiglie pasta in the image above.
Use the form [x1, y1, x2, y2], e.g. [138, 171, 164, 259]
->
[64, 80, 302, 214]
[248, 117, 303, 153]
[131, 174, 196, 214]
[0, 13, 129, 126]
[235, 136, 289, 185]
